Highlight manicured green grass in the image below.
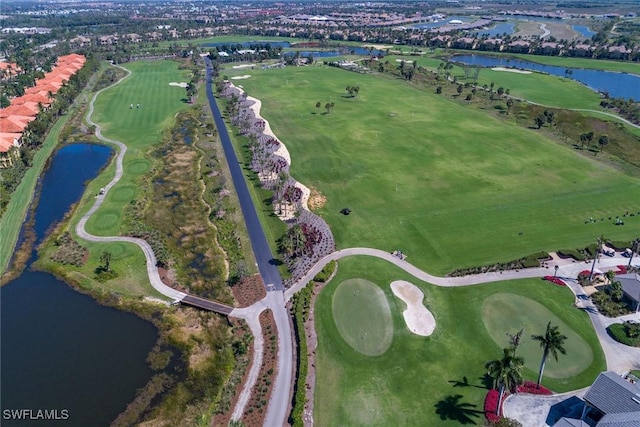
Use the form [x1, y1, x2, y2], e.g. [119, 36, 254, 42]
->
[332, 278, 393, 356]
[224, 64, 640, 275]
[483, 293, 593, 378]
[388, 54, 604, 110]
[84, 60, 190, 236]
[314, 256, 606, 426]
[52, 61, 191, 297]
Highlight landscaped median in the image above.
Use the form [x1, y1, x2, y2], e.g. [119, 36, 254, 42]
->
[484, 381, 552, 423]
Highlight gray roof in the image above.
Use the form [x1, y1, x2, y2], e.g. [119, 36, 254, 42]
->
[617, 273, 640, 302]
[598, 411, 640, 426]
[553, 418, 590, 427]
[584, 371, 640, 415]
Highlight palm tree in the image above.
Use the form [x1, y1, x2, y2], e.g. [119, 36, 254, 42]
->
[598, 135, 609, 152]
[589, 235, 604, 282]
[531, 322, 567, 388]
[485, 348, 524, 415]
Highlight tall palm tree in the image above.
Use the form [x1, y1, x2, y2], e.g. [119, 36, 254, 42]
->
[531, 322, 567, 388]
[484, 348, 524, 415]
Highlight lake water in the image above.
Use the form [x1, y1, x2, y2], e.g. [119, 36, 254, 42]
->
[452, 54, 640, 102]
[1, 143, 158, 426]
[412, 16, 470, 30]
[478, 22, 515, 38]
[573, 25, 596, 38]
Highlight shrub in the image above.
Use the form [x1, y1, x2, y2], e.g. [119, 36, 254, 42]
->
[313, 260, 336, 282]
[592, 291, 632, 317]
[607, 322, 640, 347]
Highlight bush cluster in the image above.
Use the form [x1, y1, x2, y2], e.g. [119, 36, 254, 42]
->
[50, 232, 86, 266]
[289, 283, 313, 426]
[449, 251, 549, 276]
[312, 260, 336, 283]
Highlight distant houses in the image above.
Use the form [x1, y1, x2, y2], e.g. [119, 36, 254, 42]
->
[0, 54, 86, 168]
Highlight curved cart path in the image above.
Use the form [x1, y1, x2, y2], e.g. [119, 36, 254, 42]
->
[77, 65, 187, 302]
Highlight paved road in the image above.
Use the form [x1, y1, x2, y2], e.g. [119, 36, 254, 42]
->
[205, 60, 293, 427]
[204, 59, 283, 292]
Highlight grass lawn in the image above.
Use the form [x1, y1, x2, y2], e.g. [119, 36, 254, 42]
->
[223, 64, 640, 275]
[314, 256, 606, 426]
[387, 54, 604, 110]
[84, 60, 191, 236]
[51, 60, 191, 297]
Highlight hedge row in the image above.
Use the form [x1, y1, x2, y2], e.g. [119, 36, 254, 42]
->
[289, 283, 313, 426]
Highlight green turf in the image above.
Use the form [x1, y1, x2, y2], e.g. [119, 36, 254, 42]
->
[84, 60, 190, 236]
[48, 60, 192, 297]
[224, 64, 640, 275]
[314, 256, 606, 426]
[482, 293, 592, 379]
[387, 54, 604, 110]
[332, 278, 393, 356]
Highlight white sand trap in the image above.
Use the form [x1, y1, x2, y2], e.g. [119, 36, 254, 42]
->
[232, 64, 256, 69]
[390, 280, 436, 336]
[491, 67, 532, 74]
[395, 59, 414, 63]
[231, 75, 251, 80]
[169, 82, 188, 88]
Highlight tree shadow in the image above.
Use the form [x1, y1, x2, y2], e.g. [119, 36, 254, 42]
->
[434, 394, 482, 425]
[479, 373, 494, 389]
[268, 258, 283, 266]
[448, 376, 486, 389]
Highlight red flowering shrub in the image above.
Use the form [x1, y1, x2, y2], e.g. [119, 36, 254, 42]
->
[517, 381, 552, 395]
[484, 389, 506, 423]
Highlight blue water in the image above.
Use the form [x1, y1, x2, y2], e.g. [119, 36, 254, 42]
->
[412, 16, 470, 29]
[1, 143, 158, 427]
[452, 54, 640, 102]
[479, 22, 515, 38]
[573, 25, 596, 39]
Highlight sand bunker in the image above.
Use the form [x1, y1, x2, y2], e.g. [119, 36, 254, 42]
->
[169, 82, 188, 88]
[491, 67, 532, 74]
[232, 64, 256, 69]
[390, 281, 436, 336]
[395, 59, 414, 63]
[231, 75, 251, 80]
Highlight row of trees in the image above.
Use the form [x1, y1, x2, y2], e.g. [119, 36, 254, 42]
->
[485, 322, 567, 415]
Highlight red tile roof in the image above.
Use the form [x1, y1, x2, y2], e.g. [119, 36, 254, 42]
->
[0, 133, 22, 152]
[0, 115, 32, 133]
[0, 103, 39, 118]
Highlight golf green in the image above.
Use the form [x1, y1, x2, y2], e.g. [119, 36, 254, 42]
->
[332, 279, 393, 356]
[482, 293, 593, 378]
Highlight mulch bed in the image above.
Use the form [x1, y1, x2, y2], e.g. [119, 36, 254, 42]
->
[231, 274, 267, 307]
[242, 309, 278, 426]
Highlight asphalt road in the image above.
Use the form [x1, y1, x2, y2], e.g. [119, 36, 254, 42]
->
[204, 60, 284, 292]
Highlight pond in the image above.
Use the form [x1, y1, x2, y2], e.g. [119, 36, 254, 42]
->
[573, 25, 596, 39]
[1, 143, 158, 427]
[478, 22, 516, 38]
[451, 54, 640, 102]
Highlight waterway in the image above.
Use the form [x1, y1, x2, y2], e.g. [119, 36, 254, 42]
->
[451, 54, 640, 102]
[573, 24, 596, 39]
[478, 22, 515, 38]
[1, 143, 158, 426]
